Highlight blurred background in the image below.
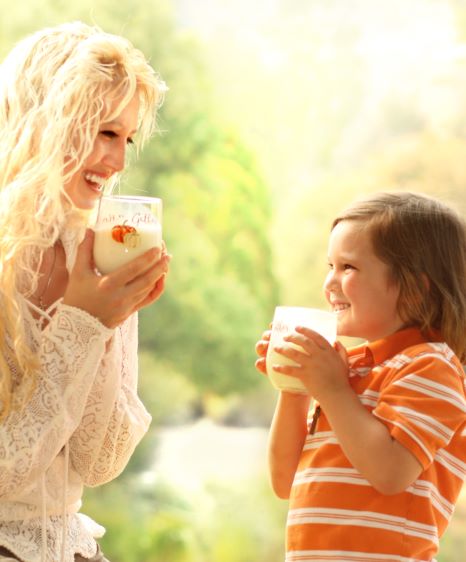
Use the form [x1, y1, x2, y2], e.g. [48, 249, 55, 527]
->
[1, 0, 465, 560]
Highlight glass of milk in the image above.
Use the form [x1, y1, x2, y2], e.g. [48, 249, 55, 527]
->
[93, 195, 162, 275]
[266, 306, 337, 394]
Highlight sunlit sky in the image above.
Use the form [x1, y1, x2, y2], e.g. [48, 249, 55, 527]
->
[175, 0, 464, 102]
[176, 0, 462, 73]
[355, 2, 462, 98]
[174, 0, 465, 152]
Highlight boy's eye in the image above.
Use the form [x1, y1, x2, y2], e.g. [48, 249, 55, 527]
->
[327, 262, 354, 270]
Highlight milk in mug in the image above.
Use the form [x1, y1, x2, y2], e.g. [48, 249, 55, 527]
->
[93, 221, 162, 274]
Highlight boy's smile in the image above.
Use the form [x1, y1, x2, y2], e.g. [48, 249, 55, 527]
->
[324, 220, 405, 342]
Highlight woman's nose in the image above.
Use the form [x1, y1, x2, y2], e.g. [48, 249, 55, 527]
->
[104, 141, 126, 172]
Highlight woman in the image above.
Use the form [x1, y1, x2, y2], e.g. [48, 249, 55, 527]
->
[0, 21, 170, 561]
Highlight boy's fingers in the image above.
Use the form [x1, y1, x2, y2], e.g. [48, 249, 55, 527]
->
[255, 340, 270, 357]
[255, 357, 268, 375]
[334, 340, 349, 366]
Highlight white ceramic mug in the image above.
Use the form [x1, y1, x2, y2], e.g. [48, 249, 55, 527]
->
[265, 306, 337, 394]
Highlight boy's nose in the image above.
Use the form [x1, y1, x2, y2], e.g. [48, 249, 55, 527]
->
[324, 270, 338, 292]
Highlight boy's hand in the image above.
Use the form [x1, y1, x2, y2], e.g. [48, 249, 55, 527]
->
[255, 329, 271, 375]
[271, 325, 349, 400]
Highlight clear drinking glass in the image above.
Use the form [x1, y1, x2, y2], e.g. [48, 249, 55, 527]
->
[265, 306, 337, 394]
[93, 195, 162, 275]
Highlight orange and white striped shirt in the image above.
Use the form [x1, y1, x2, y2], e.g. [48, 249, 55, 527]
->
[287, 327, 466, 562]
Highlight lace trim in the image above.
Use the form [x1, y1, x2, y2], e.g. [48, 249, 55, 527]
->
[0, 227, 149, 561]
[0, 513, 104, 562]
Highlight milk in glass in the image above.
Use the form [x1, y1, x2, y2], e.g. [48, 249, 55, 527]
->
[94, 222, 162, 274]
[93, 196, 162, 274]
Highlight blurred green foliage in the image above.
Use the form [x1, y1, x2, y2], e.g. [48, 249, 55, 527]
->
[2, 0, 466, 560]
[438, 494, 466, 562]
[0, 0, 279, 398]
[84, 474, 288, 562]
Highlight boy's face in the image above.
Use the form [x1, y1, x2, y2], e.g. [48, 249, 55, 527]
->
[324, 219, 404, 342]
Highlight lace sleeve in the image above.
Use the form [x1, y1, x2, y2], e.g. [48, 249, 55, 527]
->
[68, 312, 152, 486]
[0, 303, 113, 498]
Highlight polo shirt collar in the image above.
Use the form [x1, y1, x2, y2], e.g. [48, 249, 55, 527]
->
[348, 326, 442, 370]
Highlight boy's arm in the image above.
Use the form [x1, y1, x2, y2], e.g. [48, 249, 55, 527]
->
[273, 330, 424, 495]
[267, 392, 311, 499]
[320, 387, 423, 494]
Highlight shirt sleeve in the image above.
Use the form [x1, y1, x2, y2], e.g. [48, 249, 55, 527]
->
[0, 303, 113, 498]
[68, 311, 152, 486]
[372, 346, 466, 469]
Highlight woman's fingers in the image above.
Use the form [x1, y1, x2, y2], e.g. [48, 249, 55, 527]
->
[103, 251, 170, 307]
[108, 246, 163, 285]
[65, 238, 171, 328]
[126, 254, 170, 294]
[133, 273, 167, 311]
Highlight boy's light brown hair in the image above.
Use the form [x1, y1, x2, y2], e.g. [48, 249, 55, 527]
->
[333, 191, 466, 362]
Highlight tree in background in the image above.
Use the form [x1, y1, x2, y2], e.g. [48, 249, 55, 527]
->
[2, 1, 466, 560]
[0, 0, 279, 406]
[0, 4, 284, 560]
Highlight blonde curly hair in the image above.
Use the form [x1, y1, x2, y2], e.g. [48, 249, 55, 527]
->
[0, 21, 166, 417]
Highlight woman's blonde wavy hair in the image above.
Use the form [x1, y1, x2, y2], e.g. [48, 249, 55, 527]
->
[332, 191, 466, 362]
[0, 21, 165, 418]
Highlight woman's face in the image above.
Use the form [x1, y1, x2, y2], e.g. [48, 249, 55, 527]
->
[63, 93, 139, 210]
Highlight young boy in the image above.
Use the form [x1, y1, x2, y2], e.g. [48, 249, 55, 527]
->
[256, 192, 466, 561]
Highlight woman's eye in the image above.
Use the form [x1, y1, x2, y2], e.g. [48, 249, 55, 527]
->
[100, 131, 134, 145]
[101, 130, 117, 139]
[343, 264, 354, 270]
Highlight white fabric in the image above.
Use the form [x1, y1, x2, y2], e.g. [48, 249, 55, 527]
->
[0, 228, 152, 561]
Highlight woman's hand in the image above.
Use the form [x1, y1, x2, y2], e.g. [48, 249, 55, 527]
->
[255, 329, 271, 375]
[271, 326, 349, 402]
[63, 229, 171, 328]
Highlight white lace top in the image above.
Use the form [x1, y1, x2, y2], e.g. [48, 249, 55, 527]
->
[0, 228, 152, 562]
